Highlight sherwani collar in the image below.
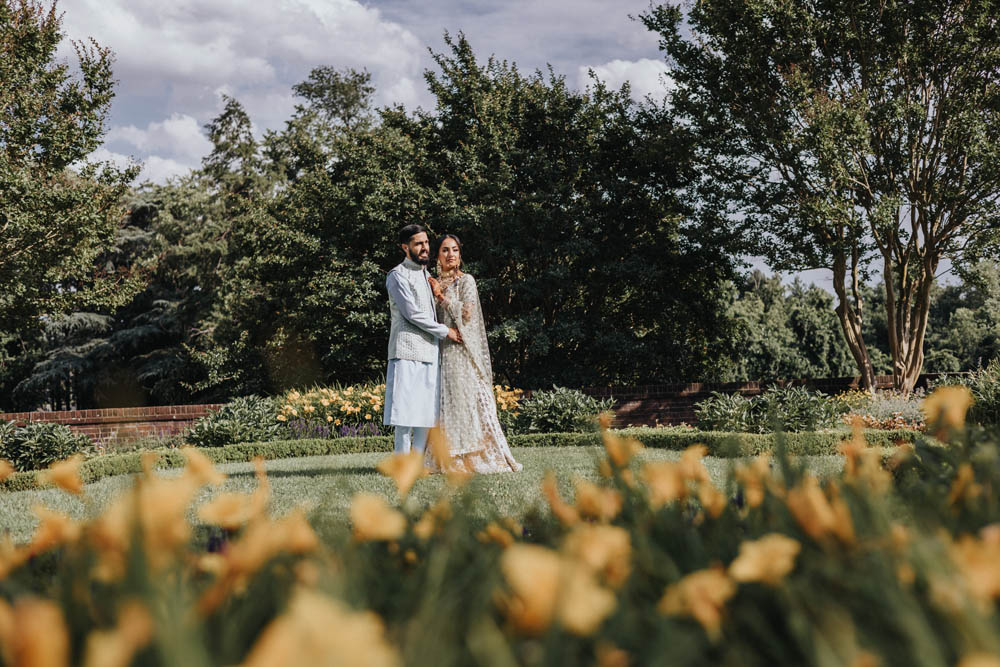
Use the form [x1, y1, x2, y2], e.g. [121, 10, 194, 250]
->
[402, 257, 426, 271]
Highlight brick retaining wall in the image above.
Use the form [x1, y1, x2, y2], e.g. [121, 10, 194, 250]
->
[0, 405, 224, 444]
[580, 374, 948, 427]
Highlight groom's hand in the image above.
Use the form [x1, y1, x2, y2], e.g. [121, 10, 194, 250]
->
[447, 328, 463, 344]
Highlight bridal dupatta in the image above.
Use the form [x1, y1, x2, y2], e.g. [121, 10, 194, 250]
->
[430, 273, 521, 473]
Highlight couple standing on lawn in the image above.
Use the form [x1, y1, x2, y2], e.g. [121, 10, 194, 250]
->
[382, 224, 522, 474]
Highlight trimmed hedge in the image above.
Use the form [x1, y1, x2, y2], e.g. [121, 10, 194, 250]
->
[613, 427, 922, 456]
[1, 428, 924, 494]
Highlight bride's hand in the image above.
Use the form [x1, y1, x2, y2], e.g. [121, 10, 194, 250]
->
[447, 328, 463, 344]
[428, 276, 445, 301]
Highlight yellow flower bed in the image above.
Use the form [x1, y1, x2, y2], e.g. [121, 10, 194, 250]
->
[4, 386, 1000, 666]
[277, 385, 386, 427]
[276, 383, 524, 428]
[493, 384, 523, 415]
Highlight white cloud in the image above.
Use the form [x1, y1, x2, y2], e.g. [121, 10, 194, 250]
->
[59, 0, 432, 182]
[59, 0, 672, 182]
[87, 147, 193, 184]
[86, 147, 137, 173]
[60, 0, 430, 130]
[578, 58, 673, 103]
[106, 113, 213, 162]
[380, 76, 424, 111]
[139, 155, 197, 184]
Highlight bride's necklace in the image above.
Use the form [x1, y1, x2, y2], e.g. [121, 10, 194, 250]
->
[438, 269, 462, 288]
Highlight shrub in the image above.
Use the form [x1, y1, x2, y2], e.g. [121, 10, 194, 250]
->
[186, 395, 285, 447]
[0, 420, 15, 445]
[495, 385, 524, 434]
[935, 359, 1000, 425]
[694, 391, 757, 432]
[515, 386, 614, 433]
[0, 421, 90, 471]
[696, 387, 841, 433]
[837, 389, 926, 430]
[757, 386, 842, 431]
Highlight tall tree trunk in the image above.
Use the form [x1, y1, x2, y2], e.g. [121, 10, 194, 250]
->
[832, 249, 877, 392]
[883, 242, 938, 395]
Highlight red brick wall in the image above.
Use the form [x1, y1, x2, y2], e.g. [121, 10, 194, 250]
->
[580, 374, 949, 427]
[0, 405, 224, 444]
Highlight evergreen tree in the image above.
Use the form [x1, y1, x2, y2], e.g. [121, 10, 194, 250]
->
[0, 0, 138, 340]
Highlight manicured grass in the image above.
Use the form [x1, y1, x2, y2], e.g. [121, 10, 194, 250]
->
[0, 446, 846, 544]
[0, 427, 918, 493]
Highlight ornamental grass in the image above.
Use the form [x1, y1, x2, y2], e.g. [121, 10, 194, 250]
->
[0, 387, 999, 665]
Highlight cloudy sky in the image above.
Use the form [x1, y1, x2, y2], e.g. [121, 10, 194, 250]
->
[58, 0, 672, 184]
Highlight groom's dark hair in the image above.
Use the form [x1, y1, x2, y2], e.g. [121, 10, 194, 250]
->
[397, 224, 427, 244]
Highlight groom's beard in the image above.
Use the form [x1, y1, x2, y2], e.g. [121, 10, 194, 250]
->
[407, 248, 430, 265]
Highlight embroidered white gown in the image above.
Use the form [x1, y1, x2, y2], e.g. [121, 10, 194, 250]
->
[426, 273, 522, 474]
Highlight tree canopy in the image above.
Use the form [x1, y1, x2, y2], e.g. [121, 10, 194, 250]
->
[8, 4, 1000, 410]
[645, 0, 1000, 392]
[196, 35, 739, 396]
[0, 0, 137, 334]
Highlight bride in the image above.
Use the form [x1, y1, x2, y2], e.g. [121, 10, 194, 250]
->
[425, 234, 522, 474]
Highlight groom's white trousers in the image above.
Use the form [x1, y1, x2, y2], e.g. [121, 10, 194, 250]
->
[394, 426, 429, 454]
[384, 357, 439, 455]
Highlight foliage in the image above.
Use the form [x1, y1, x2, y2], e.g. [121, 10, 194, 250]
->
[719, 264, 1000, 387]
[414, 36, 738, 387]
[924, 263, 1000, 373]
[10, 8, 1000, 408]
[835, 390, 927, 431]
[645, 0, 1000, 393]
[934, 359, 1000, 426]
[696, 387, 841, 433]
[694, 391, 757, 433]
[514, 387, 615, 433]
[0, 421, 89, 471]
[194, 36, 738, 397]
[757, 386, 842, 432]
[4, 173, 230, 410]
[494, 385, 524, 434]
[0, 389, 995, 666]
[185, 396, 284, 448]
[0, 0, 139, 337]
[724, 272, 855, 381]
[276, 385, 386, 431]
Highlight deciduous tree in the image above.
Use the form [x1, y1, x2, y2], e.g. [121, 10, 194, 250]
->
[646, 0, 1000, 392]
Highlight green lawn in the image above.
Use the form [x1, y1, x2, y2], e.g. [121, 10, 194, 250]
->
[0, 446, 846, 544]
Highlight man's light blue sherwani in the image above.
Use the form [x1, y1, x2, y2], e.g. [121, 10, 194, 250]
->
[383, 257, 449, 453]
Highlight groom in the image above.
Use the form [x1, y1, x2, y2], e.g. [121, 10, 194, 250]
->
[383, 224, 462, 454]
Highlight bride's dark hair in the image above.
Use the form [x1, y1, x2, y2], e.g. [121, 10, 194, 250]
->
[435, 233, 464, 267]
